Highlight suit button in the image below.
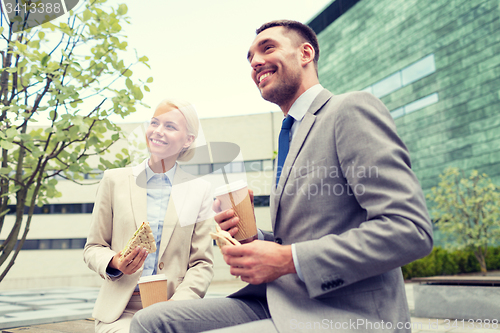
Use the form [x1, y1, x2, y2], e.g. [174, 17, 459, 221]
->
[275, 238, 282, 244]
[159, 262, 164, 270]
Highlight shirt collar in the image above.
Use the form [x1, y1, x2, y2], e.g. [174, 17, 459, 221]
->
[145, 160, 176, 184]
[287, 84, 324, 122]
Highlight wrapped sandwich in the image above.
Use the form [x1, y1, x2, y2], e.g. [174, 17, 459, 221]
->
[210, 224, 241, 250]
[120, 222, 156, 261]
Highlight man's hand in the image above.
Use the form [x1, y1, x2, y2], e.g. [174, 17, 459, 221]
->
[109, 246, 148, 275]
[213, 189, 255, 238]
[222, 240, 296, 284]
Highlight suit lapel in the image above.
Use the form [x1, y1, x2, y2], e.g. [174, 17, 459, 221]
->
[131, 161, 148, 229]
[158, 166, 190, 258]
[271, 89, 333, 228]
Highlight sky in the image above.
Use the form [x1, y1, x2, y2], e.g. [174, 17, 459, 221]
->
[104, 0, 333, 123]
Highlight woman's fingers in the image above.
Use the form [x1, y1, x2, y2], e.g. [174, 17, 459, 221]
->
[123, 247, 148, 274]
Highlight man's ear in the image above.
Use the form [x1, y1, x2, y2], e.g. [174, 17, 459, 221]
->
[300, 43, 315, 67]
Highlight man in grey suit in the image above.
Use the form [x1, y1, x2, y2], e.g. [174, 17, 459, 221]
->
[131, 20, 433, 333]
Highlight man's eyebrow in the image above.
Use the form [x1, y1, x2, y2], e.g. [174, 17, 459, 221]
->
[247, 38, 274, 61]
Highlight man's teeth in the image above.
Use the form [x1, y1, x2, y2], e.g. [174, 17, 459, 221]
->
[152, 139, 167, 145]
[259, 72, 272, 83]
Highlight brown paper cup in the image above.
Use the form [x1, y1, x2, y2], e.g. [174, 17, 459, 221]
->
[138, 274, 168, 308]
[215, 180, 257, 242]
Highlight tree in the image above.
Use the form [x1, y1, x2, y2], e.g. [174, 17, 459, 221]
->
[428, 167, 500, 275]
[0, 0, 151, 282]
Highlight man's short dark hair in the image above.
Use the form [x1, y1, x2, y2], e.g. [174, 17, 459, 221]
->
[256, 20, 320, 71]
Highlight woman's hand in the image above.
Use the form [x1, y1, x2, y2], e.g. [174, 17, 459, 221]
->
[109, 246, 148, 275]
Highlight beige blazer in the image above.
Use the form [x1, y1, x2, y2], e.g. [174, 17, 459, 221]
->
[83, 161, 214, 323]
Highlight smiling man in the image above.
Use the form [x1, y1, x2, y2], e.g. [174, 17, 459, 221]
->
[131, 20, 433, 333]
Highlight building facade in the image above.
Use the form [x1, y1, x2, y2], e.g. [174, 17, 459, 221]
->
[312, 0, 500, 191]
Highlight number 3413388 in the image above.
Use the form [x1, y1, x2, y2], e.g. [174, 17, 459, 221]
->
[5, 2, 63, 14]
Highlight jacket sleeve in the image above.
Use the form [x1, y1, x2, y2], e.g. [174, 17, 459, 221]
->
[83, 171, 121, 282]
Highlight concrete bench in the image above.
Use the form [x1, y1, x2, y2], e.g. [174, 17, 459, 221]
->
[412, 276, 500, 320]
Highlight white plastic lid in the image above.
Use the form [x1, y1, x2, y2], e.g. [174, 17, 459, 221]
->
[138, 274, 167, 284]
[214, 180, 247, 197]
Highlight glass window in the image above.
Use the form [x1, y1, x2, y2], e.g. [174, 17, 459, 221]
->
[372, 72, 402, 98]
[22, 239, 39, 250]
[361, 86, 373, 94]
[263, 160, 273, 171]
[179, 164, 199, 175]
[402, 54, 436, 86]
[404, 93, 439, 114]
[198, 164, 212, 175]
[391, 107, 405, 119]
[230, 162, 244, 173]
[39, 240, 51, 250]
[244, 161, 262, 172]
[71, 204, 82, 214]
[85, 203, 94, 213]
[361, 54, 435, 97]
[53, 204, 70, 214]
[71, 239, 86, 249]
[52, 239, 70, 250]
[212, 163, 228, 174]
[253, 195, 270, 207]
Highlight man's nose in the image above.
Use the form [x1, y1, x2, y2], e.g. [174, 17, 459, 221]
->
[251, 53, 265, 70]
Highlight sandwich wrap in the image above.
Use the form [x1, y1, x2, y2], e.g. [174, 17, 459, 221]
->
[120, 222, 156, 261]
[210, 224, 241, 250]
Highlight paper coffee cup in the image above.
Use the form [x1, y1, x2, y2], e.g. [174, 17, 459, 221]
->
[138, 274, 168, 308]
[214, 180, 257, 242]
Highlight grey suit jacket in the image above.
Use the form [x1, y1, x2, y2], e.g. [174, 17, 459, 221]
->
[233, 90, 433, 332]
[83, 161, 214, 323]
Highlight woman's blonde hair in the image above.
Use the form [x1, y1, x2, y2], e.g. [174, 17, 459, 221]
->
[152, 99, 199, 161]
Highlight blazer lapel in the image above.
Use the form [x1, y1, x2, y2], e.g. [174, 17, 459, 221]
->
[158, 166, 190, 258]
[131, 161, 148, 229]
[271, 89, 333, 227]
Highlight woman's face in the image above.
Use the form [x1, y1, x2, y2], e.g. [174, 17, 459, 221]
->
[146, 105, 194, 161]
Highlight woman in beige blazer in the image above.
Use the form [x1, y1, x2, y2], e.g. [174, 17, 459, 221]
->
[83, 99, 214, 332]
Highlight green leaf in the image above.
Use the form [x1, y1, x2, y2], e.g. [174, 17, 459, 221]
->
[0, 167, 12, 175]
[147, 77, 153, 83]
[131, 86, 143, 100]
[144, 85, 150, 92]
[123, 69, 133, 77]
[83, 9, 92, 21]
[125, 78, 133, 90]
[6, 127, 18, 139]
[0, 140, 14, 149]
[117, 4, 128, 15]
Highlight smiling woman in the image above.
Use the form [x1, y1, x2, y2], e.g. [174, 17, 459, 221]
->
[146, 100, 199, 173]
[83, 99, 214, 333]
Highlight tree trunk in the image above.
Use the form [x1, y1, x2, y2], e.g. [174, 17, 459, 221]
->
[474, 249, 487, 276]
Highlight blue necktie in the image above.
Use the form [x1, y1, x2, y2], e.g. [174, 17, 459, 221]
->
[276, 115, 294, 187]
